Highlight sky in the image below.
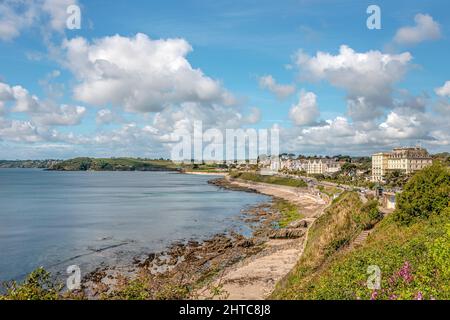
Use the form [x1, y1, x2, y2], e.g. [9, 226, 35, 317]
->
[0, 0, 449, 159]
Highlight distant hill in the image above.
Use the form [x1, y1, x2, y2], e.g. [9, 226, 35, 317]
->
[47, 157, 180, 172]
[0, 160, 61, 169]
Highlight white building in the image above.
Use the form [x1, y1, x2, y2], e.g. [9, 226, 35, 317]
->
[305, 159, 341, 175]
[371, 147, 433, 182]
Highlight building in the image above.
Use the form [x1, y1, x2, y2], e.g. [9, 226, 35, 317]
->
[305, 159, 341, 175]
[372, 153, 390, 182]
[371, 147, 433, 182]
[279, 159, 308, 172]
[260, 156, 341, 175]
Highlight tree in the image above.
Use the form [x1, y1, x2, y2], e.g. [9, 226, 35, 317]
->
[394, 163, 450, 225]
[385, 170, 410, 188]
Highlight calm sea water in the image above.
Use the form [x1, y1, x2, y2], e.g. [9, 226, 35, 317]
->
[0, 169, 268, 281]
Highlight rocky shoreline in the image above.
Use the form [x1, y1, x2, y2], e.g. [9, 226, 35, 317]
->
[78, 176, 319, 300]
[79, 179, 280, 299]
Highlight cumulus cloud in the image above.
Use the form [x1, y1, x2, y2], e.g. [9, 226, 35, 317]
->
[289, 90, 320, 126]
[0, 81, 85, 126]
[379, 109, 431, 140]
[33, 104, 86, 126]
[61, 33, 235, 113]
[394, 14, 441, 46]
[259, 75, 295, 99]
[281, 107, 440, 155]
[295, 45, 412, 121]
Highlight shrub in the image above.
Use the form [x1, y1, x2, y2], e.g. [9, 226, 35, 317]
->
[394, 163, 450, 225]
[0, 267, 62, 300]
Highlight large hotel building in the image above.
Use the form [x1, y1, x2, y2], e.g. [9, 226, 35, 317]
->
[371, 147, 433, 182]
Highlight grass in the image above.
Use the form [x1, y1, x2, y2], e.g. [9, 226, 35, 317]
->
[230, 172, 307, 188]
[274, 213, 450, 300]
[275, 199, 304, 228]
[317, 185, 341, 198]
[272, 164, 450, 300]
[271, 192, 385, 299]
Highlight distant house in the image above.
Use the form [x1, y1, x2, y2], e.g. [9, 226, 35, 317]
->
[305, 159, 341, 175]
[372, 147, 433, 182]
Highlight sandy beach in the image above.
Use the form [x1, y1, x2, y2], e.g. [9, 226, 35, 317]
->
[197, 177, 330, 300]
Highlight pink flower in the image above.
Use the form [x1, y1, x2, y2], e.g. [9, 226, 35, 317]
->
[416, 292, 423, 300]
[371, 290, 378, 300]
[389, 294, 398, 300]
[397, 261, 413, 284]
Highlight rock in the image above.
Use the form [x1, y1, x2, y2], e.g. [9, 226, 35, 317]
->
[137, 253, 156, 268]
[237, 239, 254, 248]
[269, 228, 305, 239]
[288, 219, 308, 228]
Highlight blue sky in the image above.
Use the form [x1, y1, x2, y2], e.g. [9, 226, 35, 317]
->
[0, 0, 449, 159]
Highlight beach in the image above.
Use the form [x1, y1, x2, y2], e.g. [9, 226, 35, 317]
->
[81, 175, 330, 300]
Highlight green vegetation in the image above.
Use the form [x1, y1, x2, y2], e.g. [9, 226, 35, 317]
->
[394, 162, 450, 225]
[103, 275, 190, 300]
[49, 157, 180, 171]
[272, 163, 450, 300]
[230, 172, 307, 188]
[0, 268, 62, 300]
[183, 162, 229, 173]
[384, 170, 411, 189]
[433, 152, 450, 166]
[313, 173, 376, 189]
[275, 199, 303, 228]
[317, 185, 341, 198]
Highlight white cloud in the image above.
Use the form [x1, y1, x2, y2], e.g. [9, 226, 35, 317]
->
[0, 118, 41, 142]
[289, 90, 320, 126]
[0, 81, 85, 126]
[33, 105, 86, 126]
[96, 109, 123, 125]
[243, 107, 261, 124]
[259, 75, 295, 99]
[435, 81, 450, 98]
[0, 0, 80, 41]
[42, 0, 79, 33]
[61, 33, 235, 113]
[394, 14, 441, 46]
[0, 0, 37, 41]
[281, 108, 440, 155]
[295, 45, 412, 121]
[379, 110, 430, 140]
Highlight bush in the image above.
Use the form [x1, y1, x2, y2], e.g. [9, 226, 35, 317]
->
[356, 200, 383, 230]
[0, 267, 62, 300]
[394, 163, 450, 225]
